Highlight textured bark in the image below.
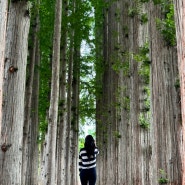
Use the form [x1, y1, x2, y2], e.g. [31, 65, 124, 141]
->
[22, 10, 40, 185]
[28, 36, 40, 185]
[57, 1, 68, 183]
[0, 1, 30, 184]
[44, 0, 62, 183]
[149, 2, 182, 184]
[65, 31, 74, 185]
[173, 0, 185, 184]
[96, 1, 120, 184]
[0, 0, 8, 133]
[70, 37, 80, 185]
[96, 0, 181, 185]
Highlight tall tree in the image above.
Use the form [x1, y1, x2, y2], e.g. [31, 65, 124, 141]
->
[44, 0, 62, 183]
[65, 26, 74, 185]
[96, 0, 182, 184]
[56, 1, 68, 184]
[173, 0, 185, 183]
[28, 35, 40, 185]
[22, 2, 40, 184]
[0, 1, 30, 184]
[149, 1, 182, 184]
[0, 0, 8, 132]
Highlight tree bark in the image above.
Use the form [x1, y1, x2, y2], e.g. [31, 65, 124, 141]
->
[0, 0, 8, 133]
[44, 0, 62, 183]
[70, 34, 80, 185]
[149, 2, 182, 184]
[0, 1, 30, 184]
[173, 0, 185, 184]
[56, 1, 68, 184]
[65, 30, 74, 185]
[28, 35, 40, 185]
[96, 0, 182, 184]
[22, 7, 40, 184]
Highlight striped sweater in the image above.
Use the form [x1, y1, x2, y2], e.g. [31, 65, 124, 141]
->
[79, 147, 99, 171]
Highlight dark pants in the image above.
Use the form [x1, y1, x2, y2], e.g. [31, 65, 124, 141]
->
[80, 167, 97, 185]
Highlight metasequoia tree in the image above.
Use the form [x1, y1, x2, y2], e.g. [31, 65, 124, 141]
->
[96, 0, 182, 184]
[56, 0, 68, 184]
[44, 0, 62, 183]
[22, 3, 40, 184]
[149, 1, 182, 184]
[22, 2, 41, 184]
[0, 1, 30, 184]
[65, 25, 74, 185]
[28, 33, 40, 185]
[0, 0, 8, 131]
[71, 18, 81, 185]
[173, 0, 185, 184]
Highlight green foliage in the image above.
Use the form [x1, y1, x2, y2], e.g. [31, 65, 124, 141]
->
[128, 8, 139, 18]
[113, 131, 122, 139]
[123, 25, 129, 38]
[139, 113, 150, 129]
[139, 42, 150, 56]
[155, 1, 176, 46]
[174, 78, 180, 89]
[79, 137, 85, 150]
[158, 169, 169, 184]
[152, 0, 162, 4]
[80, 55, 96, 125]
[128, 0, 143, 18]
[112, 52, 130, 76]
[140, 0, 149, 2]
[134, 42, 151, 84]
[123, 96, 130, 111]
[140, 13, 148, 24]
[38, 120, 48, 142]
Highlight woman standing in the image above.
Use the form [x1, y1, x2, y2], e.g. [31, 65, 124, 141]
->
[79, 135, 99, 185]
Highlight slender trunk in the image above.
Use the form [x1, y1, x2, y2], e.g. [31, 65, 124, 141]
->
[0, 0, 8, 133]
[22, 8, 39, 185]
[57, 0, 68, 183]
[70, 39, 80, 185]
[44, 0, 62, 183]
[0, 1, 30, 184]
[65, 31, 74, 185]
[28, 36, 40, 185]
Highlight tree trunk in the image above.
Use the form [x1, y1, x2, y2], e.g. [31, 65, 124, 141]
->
[96, 0, 181, 184]
[173, 0, 185, 184]
[70, 35, 80, 185]
[0, 0, 8, 132]
[149, 2, 182, 184]
[65, 30, 74, 185]
[22, 7, 40, 184]
[28, 35, 40, 185]
[44, 0, 62, 183]
[0, 1, 30, 184]
[57, 0, 68, 183]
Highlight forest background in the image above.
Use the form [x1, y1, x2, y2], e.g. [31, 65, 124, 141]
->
[0, 0, 185, 185]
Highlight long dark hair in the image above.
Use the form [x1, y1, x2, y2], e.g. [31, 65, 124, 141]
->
[84, 135, 95, 159]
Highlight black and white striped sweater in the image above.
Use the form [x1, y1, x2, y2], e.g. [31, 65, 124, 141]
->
[79, 147, 99, 171]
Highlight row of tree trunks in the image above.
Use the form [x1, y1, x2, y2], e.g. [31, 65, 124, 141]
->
[0, 0, 81, 184]
[44, 0, 62, 184]
[173, 0, 185, 184]
[0, 1, 30, 184]
[96, 0, 182, 184]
